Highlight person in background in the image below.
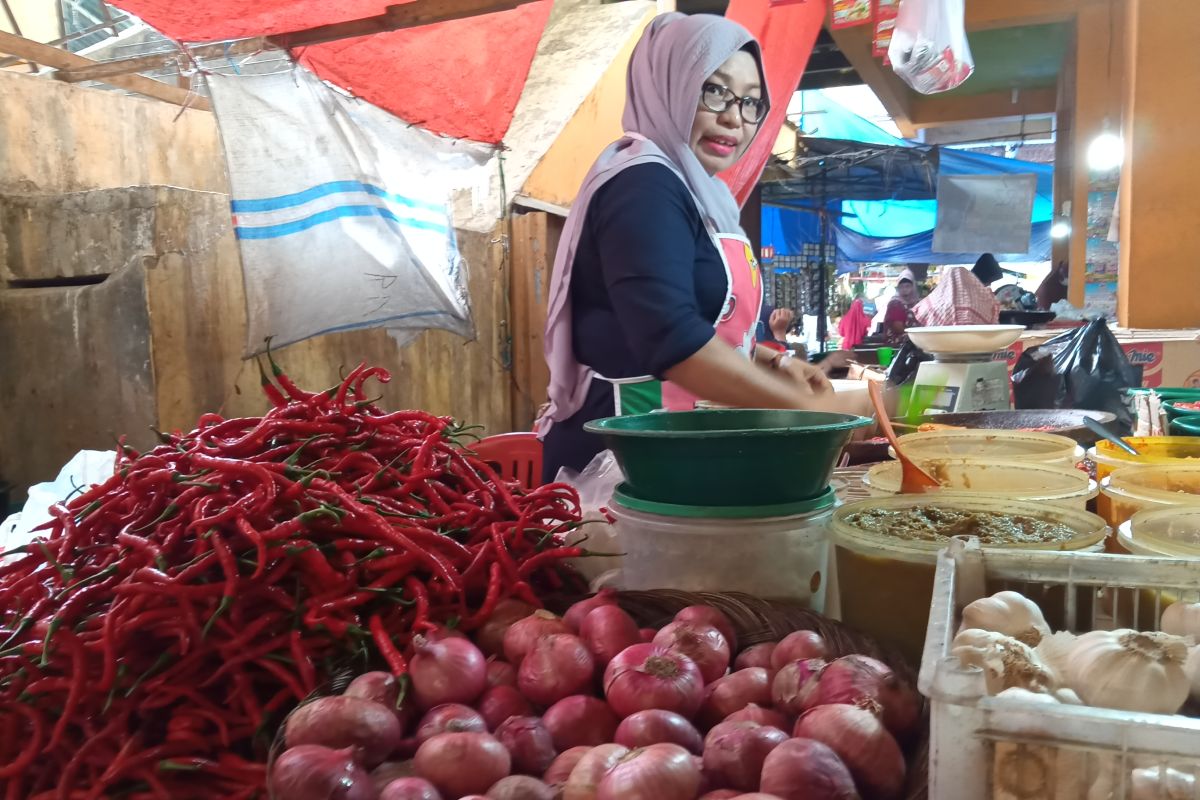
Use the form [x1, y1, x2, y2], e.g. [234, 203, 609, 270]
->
[757, 304, 796, 348]
[913, 266, 1000, 327]
[838, 297, 871, 350]
[538, 14, 842, 481]
[877, 268, 920, 343]
[1036, 261, 1070, 310]
[972, 252, 1005, 287]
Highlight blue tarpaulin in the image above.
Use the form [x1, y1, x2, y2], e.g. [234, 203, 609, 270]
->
[763, 91, 1054, 266]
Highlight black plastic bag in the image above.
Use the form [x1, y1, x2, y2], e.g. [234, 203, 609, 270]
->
[1012, 319, 1141, 426]
[886, 339, 933, 386]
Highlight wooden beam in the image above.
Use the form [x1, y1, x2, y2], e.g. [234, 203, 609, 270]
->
[57, 0, 539, 83]
[825, 22, 917, 138]
[0, 16, 131, 68]
[909, 86, 1058, 128]
[0, 30, 211, 110]
[965, 0, 1082, 31]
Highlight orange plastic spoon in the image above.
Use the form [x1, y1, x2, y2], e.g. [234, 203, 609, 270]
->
[867, 380, 941, 494]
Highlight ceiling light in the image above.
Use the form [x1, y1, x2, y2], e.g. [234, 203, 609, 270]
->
[1050, 221, 1071, 239]
[1087, 127, 1124, 172]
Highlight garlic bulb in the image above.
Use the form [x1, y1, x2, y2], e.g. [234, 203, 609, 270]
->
[1066, 629, 1190, 714]
[1131, 766, 1196, 800]
[1035, 630, 1079, 684]
[994, 687, 1060, 705]
[1184, 645, 1200, 703]
[1160, 601, 1200, 639]
[962, 590, 1051, 646]
[952, 628, 1057, 695]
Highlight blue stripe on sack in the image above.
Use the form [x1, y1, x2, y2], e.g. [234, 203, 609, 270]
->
[230, 180, 445, 214]
[235, 205, 449, 240]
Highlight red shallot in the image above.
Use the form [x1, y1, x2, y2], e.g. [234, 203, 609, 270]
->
[701, 721, 789, 792]
[798, 656, 920, 742]
[410, 635, 488, 710]
[581, 605, 642, 668]
[771, 659, 828, 716]
[379, 777, 443, 800]
[724, 704, 790, 732]
[603, 644, 705, 719]
[734, 643, 777, 672]
[770, 631, 828, 670]
[699, 668, 772, 728]
[345, 671, 400, 708]
[674, 605, 739, 652]
[479, 686, 535, 732]
[793, 702, 905, 800]
[504, 611, 572, 664]
[542, 696, 619, 750]
[654, 621, 732, 684]
[639, 628, 657, 643]
[562, 743, 629, 800]
[487, 775, 556, 800]
[476, 599, 538, 657]
[698, 792, 742, 800]
[564, 589, 619, 632]
[596, 743, 702, 800]
[759, 738, 857, 800]
[416, 704, 487, 743]
[543, 746, 592, 786]
[284, 696, 403, 768]
[614, 709, 704, 753]
[487, 658, 519, 689]
[496, 716, 558, 776]
[371, 761, 417, 795]
[414, 732, 512, 798]
[518, 634, 595, 706]
[270, 745, 375, 800]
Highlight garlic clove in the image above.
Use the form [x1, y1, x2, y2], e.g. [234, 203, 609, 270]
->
[1066, 629, 1191, 714]
[962, 590, 1052, 647]
[1053, 687, 1083, 705]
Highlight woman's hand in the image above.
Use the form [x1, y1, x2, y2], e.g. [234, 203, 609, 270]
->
[777, 355, 833, 396]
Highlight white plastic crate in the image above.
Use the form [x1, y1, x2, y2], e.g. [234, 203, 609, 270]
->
[919, 538, 1200, 800]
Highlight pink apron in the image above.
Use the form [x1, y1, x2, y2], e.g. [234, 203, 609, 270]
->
[602, 233, 764, 415]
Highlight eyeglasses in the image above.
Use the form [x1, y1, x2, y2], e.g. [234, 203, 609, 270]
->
[699, 82, 769, 124]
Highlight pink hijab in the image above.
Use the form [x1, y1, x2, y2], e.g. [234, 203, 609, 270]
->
[538, 14, 766, 435]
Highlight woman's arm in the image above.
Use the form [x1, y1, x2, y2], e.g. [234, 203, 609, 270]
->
[664, 336, 838, 411]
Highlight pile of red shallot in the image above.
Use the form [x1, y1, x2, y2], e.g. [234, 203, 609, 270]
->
[271, 592, 919, 800]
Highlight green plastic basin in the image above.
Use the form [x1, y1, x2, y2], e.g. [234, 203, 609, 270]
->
[584, 409, 872, 506]
[1165, 401, 1200, 422]
[1171, 417, 1200, 437]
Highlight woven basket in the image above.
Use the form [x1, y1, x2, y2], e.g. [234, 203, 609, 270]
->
[595, 590, 929, 800]
[270, 590, 929, 800]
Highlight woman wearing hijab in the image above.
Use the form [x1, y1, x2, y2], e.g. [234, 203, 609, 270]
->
[878, 268, 920, 344]
[538, 14, 836, 480]
[913, 266, 1001, 327]
[838, 297, 871, 350]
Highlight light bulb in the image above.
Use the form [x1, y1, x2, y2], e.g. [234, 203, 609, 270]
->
[1050, 221, 1071, 239]
[1087, 131, 1124, 171]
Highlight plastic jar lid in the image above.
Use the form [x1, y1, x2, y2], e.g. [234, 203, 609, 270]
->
[1121, 507, 1200, 557]
[611, 484, 836, 520]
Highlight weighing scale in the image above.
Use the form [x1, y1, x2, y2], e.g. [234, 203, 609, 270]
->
[906, 326, 1025, 414]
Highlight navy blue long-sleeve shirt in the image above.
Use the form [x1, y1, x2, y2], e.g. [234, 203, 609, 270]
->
[542, 163, 728, 480]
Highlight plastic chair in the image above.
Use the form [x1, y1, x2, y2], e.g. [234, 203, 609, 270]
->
[473, 432, 544, 490]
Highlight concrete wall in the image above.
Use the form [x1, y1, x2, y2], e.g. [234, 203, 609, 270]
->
[0, 70, 512, 497]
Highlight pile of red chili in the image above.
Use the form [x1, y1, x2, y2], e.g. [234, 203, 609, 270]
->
[0, 361, 585, 799]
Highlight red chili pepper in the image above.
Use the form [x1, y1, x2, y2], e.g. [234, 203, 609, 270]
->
[369, 613, 407, 679]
